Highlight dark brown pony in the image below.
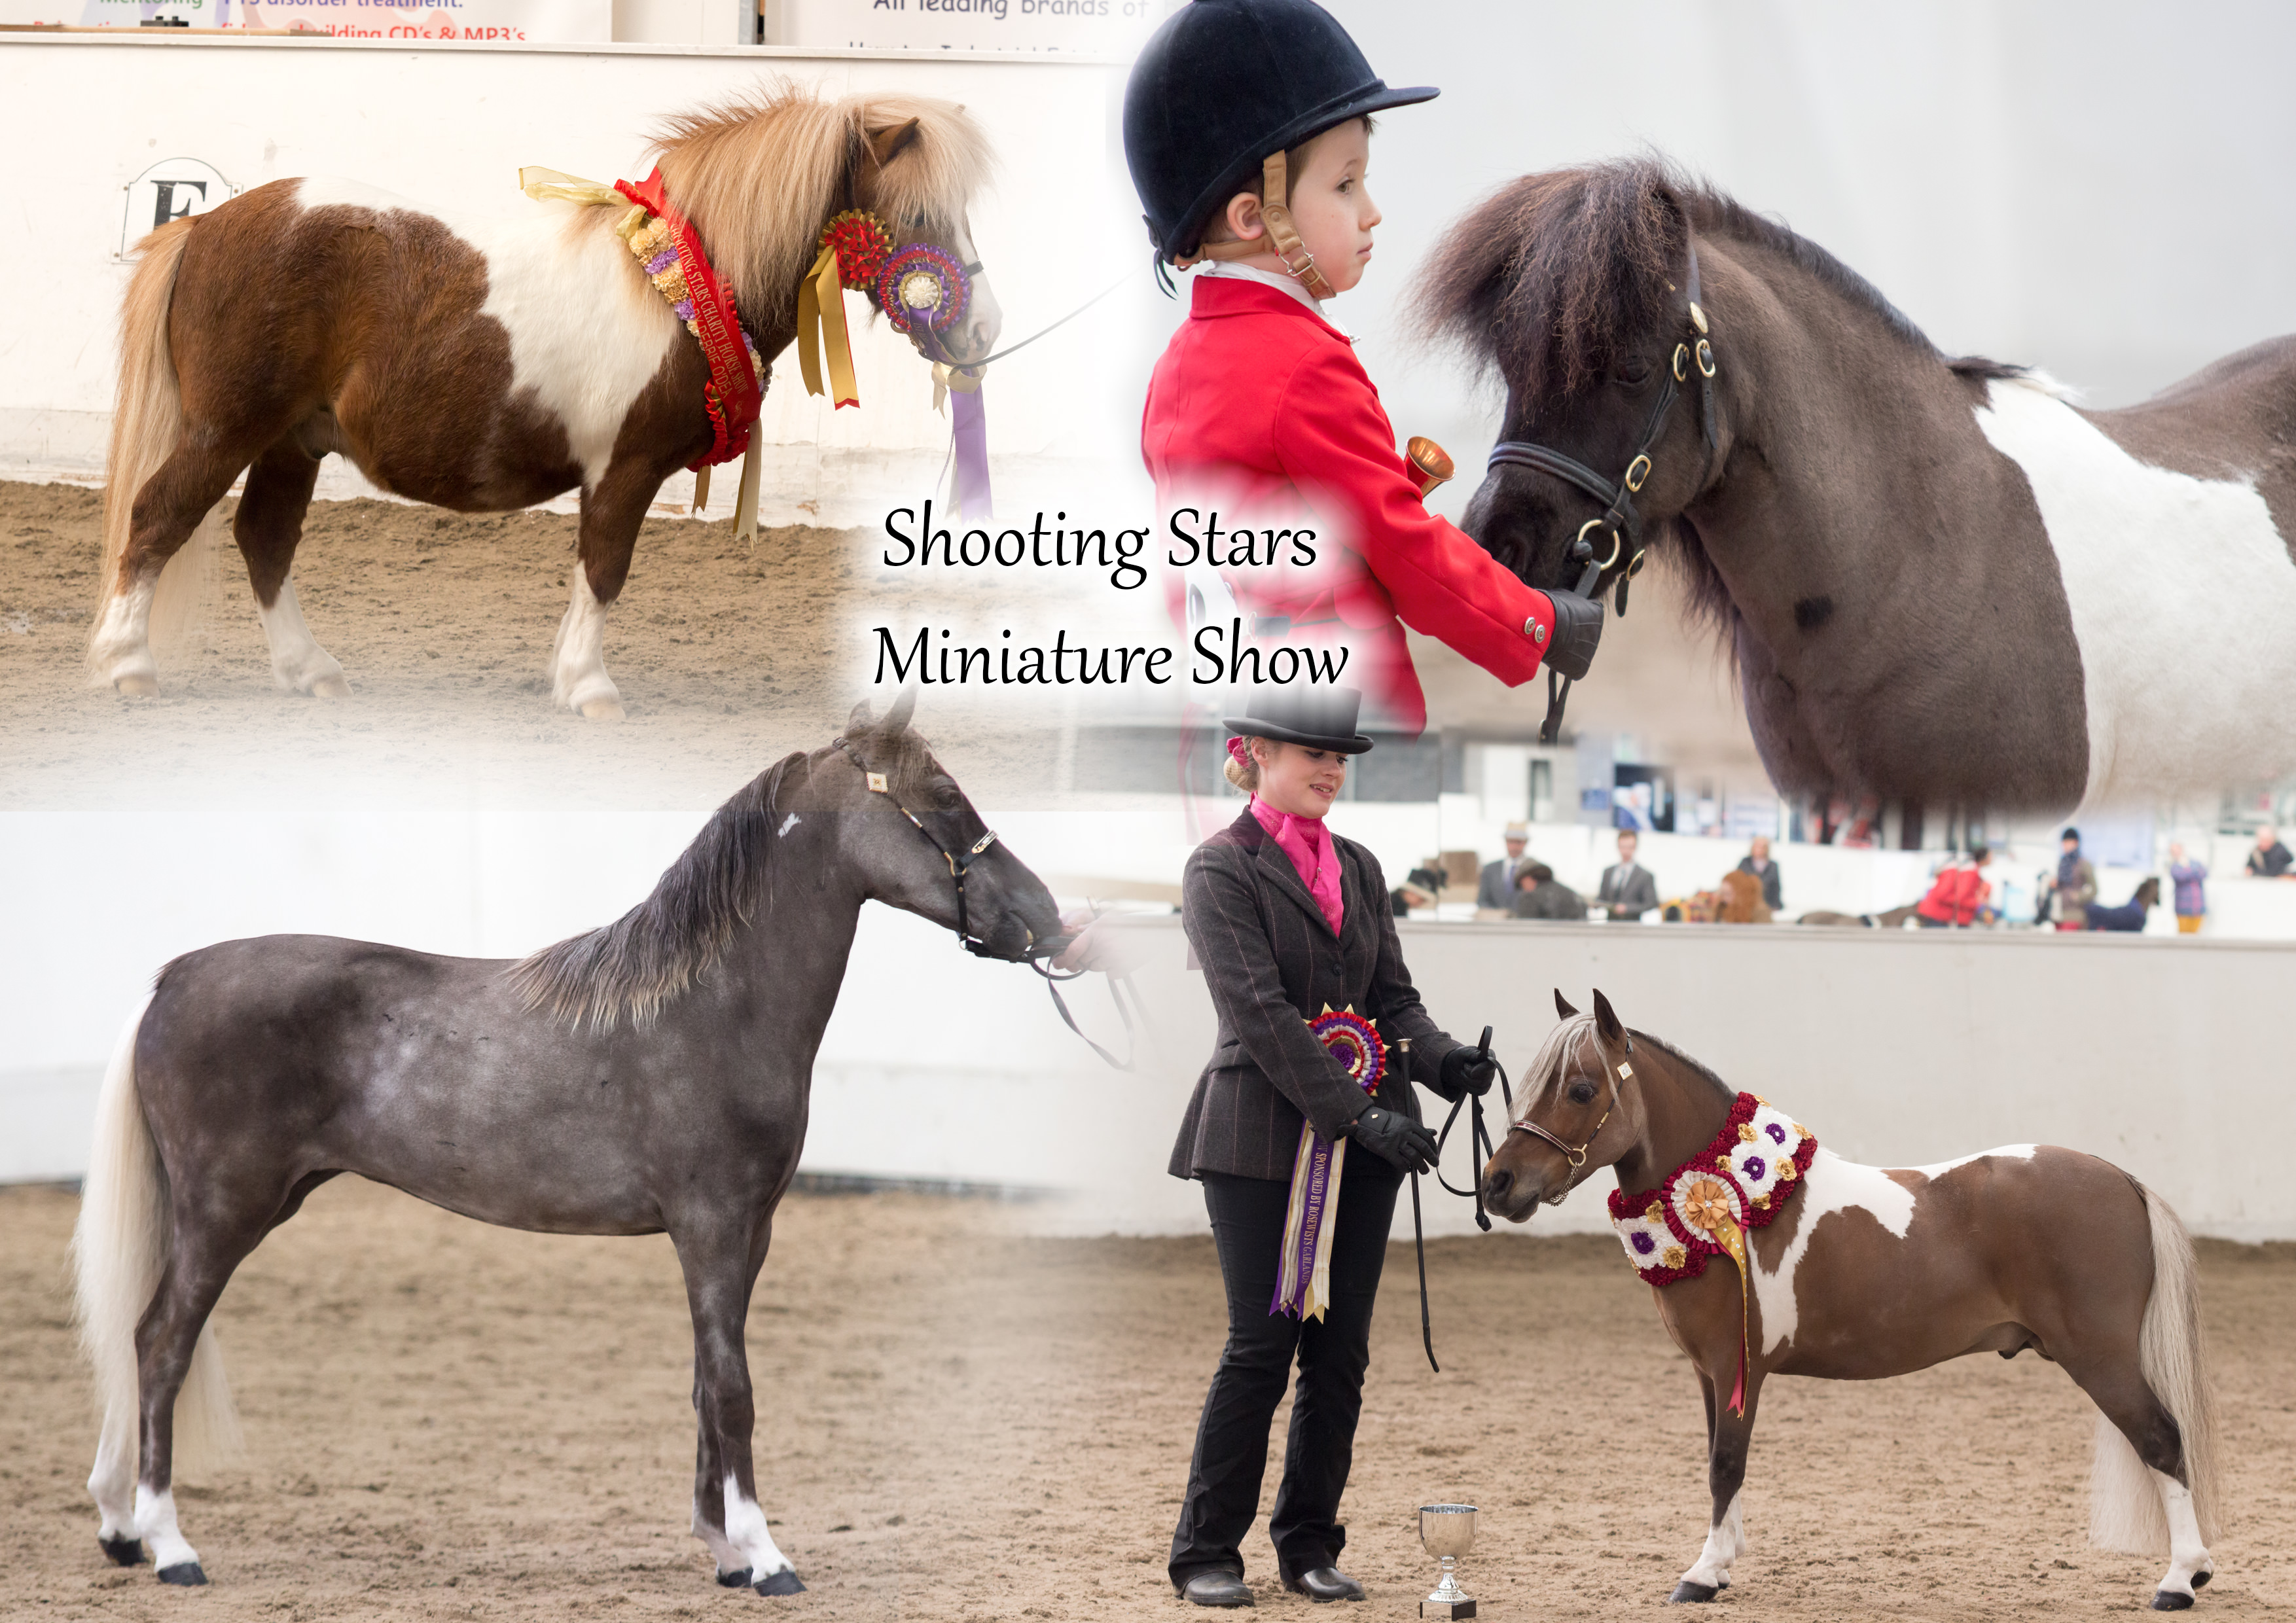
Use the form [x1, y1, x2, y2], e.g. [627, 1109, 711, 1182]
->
[1480, 991, 2220, 1611]
[87, 84, 997, 719]
[71, 696, 1063, 1594]
[1414, 159, 2296, 822]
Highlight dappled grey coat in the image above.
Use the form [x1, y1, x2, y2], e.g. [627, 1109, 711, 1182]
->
[1172, 809, 1468, 1183]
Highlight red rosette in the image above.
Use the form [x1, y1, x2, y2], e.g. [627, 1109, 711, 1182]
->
[876, 243, 973, 335]
[1607, 1092, 1820, 1289]
[1307, 1008, 1386, 1096]
[819, 210, 893, 290]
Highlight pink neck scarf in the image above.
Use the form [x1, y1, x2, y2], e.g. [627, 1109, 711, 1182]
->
[1251, 795, 1344, 935]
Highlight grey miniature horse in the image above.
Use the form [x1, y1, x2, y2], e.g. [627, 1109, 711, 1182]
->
[72, 695, 1064, 1594]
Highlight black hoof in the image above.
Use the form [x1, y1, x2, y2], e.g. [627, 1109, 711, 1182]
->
[2152, 1590, 2195, 1612]
[99, 1535, 145, 1567]
[755, 1569, 806, 1597]
[717, 1567, 753, 1588]
[2193, 1571, 2212, 1590]
[156, 1561, 208, 1587]
[1670, 1580, 1719, 1604]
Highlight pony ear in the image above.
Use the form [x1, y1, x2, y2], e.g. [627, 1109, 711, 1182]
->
[867, 116, 923, 168]
[1552, 988, 1579, 1020]
[880, 687, 917, 738]
[1591, 988, 1625, 1045]
[846, 698, 876, 735]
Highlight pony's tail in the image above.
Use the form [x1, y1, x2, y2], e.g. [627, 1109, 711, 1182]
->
[2089, 1184, 2219, 1552]
[88, 217, 222, 683]
[71, 995, 242, 1493]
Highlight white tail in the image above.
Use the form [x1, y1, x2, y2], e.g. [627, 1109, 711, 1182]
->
[72, 995, 242, 1493]
[86, 218, 224, 684]
[2089, 1184, 2219, 1552]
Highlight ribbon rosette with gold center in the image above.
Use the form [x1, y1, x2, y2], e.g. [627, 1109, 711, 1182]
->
[1308, 1006, 1385, 1094]
[1605, 1092, 1816, 1287]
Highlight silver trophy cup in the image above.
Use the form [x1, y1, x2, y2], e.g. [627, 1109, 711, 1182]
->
[1418, 1503, 1477, 1619]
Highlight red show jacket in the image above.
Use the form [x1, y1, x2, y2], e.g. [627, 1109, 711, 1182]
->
[1141, 276, 1556, 734]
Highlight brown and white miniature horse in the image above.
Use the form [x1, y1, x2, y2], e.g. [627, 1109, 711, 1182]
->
[87, 85, 998, 719]
[1480, 991, 2221, 1612]
[1416, 159, 2296, 820]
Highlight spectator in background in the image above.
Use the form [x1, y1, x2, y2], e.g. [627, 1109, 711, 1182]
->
[1597, 829, 1660, 920]
[1734, 835, 1783, 912]
[2051, 828, 2097, 931]
[1477, 823, 1531, 910]
[2168, 842, 2208, 935]
[1916, 846, 1995, 928]
[1510, 862, 1586, 921]
[2247, 826, 2295, 878]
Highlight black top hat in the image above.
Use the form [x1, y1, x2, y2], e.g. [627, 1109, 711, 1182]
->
[1222, 685, 1375, 754]
[1122, 0, 1438, 262]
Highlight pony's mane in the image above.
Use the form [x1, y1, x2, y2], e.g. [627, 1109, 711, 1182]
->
[507, 751, 808, 1031]
[1411, 156, 1952, 402]
[653, 82, 994, 332]
[1511, 1010, 1735, 1123]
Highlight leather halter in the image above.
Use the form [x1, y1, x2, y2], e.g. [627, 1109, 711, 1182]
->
[1508, 1029, 1634, 1196]
[832, 738, 1021, 961]
[1485, 240, 1723, 620]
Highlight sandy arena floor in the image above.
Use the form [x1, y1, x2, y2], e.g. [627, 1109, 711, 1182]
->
[0, 481, 1049, 811]
[5, 1180, 2292, 1622]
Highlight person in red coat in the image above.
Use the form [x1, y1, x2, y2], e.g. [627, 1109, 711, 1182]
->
[1127, 0, 1602, 737]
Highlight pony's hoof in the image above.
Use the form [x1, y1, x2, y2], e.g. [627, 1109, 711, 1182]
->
[755, 1569, 806, 1597]
[98, 1535, 145, 1567]
[2193, 1571, 2213, 1590]
[310, 675, 352, 699]
[579, 696, 627, 722]
[156, 1561, 208, 1586]
[2152, 1590, 2195, 1611]
[114, 674, 160, 697]
[715, 1567, 753, 1588]
[1670, 1580, 1719, 1603]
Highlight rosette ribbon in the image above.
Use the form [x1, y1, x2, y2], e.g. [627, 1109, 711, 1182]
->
[795, 241, 861, 411]
[1272, 1007, 1386, 1321]
[880, 243, 992, 522]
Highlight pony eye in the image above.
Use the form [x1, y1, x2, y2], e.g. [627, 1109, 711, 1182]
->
[1615, 359, 1651, 385]
[1568, 1080, 1598, 1104]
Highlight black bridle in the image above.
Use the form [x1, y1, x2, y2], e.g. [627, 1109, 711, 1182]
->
[833, 736, 1140, 1067]
[1486, 240, 1723, 741]
[833, 736, 1018, 962]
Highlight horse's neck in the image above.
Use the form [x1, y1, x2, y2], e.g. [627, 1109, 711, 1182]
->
[720, 853, 867, 1056]
[1614, 1048, 1732, 1192]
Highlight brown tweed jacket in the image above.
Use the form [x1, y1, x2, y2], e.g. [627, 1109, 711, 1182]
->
[1171, 808, 1467, 1182]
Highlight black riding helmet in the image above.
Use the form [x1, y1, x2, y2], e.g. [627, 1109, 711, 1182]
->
[1123, 0, 1437, 264]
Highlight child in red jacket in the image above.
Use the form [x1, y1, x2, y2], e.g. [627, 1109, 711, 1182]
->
[1124, 0, 1598, 734]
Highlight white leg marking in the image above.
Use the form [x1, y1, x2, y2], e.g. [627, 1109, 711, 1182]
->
[134, 1484, 200, 1573]
[2153, 1469, 2212, 1599]
[692, 1493, 745, 1576]
[1680, 1489, 1743, 1590]
[255, 575, 350, 697]
[89, 579, 160, 693]
[721, 1472, 793, 1578]
[88, 1416, 138, 1541]
[549, 568, 624, 719]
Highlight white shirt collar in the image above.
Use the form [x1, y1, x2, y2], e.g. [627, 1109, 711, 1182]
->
[1198, 260, 1348, 334]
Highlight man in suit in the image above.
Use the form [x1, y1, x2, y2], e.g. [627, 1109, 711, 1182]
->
[1597, 829, 1660, 919]
[1476, 823, 1531, 910]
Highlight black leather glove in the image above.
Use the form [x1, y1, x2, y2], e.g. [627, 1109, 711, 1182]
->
[1541, 588, 1605, 681]
[1441, 1044, 1496, 1099]
[1348, 1105, 1439, 1175]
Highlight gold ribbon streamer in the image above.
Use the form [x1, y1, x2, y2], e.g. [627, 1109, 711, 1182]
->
[795, 243, 860, 410]
[1713, 1211, 1753, 1416]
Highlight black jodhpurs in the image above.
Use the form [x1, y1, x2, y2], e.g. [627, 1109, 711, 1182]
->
[1168, 1162, 1401, 1588]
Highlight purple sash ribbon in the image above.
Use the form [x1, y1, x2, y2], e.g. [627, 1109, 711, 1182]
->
[1271, 1009, 1386, 1320]
[952, 386, 991, 521]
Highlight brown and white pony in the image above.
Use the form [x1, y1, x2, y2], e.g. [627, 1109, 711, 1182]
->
[1414, 160, 2296, 823]
[1480, 990, 2221, 1612]
[87, 84, 997, 719]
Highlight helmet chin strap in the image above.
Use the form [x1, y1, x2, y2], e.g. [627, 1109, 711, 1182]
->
[1175, 150, 1336, 300]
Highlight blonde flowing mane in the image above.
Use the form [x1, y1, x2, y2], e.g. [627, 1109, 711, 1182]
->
[652, 82, 995, 330]
[1513, 1012, 1601, 1123]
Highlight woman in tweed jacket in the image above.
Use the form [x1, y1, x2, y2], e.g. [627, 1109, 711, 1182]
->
[1166, 687, 1496, 1609]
